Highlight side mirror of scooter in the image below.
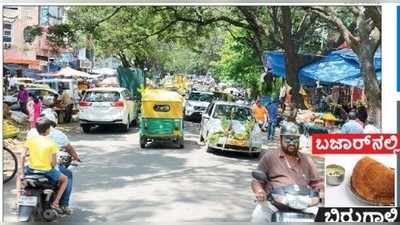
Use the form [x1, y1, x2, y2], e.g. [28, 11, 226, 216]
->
[252, 170, 269, 181]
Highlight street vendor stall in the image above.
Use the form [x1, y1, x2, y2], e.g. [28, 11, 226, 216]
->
[265, 48, 381, 114]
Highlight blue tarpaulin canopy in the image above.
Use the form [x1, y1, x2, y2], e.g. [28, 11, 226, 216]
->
[265, 52, 286, 78]
[265, 48, 381, 87]
[299, 48, 381, 87]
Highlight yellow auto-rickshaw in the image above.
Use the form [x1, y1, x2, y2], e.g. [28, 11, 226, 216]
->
[140, 89, 184, 148]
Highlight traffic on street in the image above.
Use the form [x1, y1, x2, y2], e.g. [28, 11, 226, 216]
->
[3, 5, 381, 223]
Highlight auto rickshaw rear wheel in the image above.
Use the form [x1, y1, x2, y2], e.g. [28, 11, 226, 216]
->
[131, 117, 137, 127]
[177, 137, 184, 149]
[140, 136, 146, 148]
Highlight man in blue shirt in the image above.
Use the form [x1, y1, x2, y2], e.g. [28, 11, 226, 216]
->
[266, 100, 279, 140]
[341, 111, 363, 133]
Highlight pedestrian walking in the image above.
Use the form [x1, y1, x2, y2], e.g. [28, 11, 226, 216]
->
[252, 99, 268, 132]
[59, 90, 74, 123]
[266, 100, 278, 140]
[9, 75, 17, 93]
[17, 85, 29, 115]
[4, 75, 9, 95]
[28, 95, 42, 128]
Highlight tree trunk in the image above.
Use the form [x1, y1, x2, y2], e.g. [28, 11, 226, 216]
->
[118, 52, 131, 68]
[356, 11, 381, 128]
[280, 7, 305, 109]
[359, 47, 381, 128]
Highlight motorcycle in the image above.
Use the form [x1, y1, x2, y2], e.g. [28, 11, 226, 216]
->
[252, 170, 320, 222]
[18, 151, 77, 222]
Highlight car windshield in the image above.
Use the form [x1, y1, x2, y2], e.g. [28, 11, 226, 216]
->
[213, 92, 229, 101]
[212, 104, 252, 121]
[188, 92, 214, 102]
[84, 91, 120, 102]
[27, 89, 51, 97]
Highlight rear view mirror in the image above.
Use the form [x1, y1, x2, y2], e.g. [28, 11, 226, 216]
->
[252, 170, 269, 181]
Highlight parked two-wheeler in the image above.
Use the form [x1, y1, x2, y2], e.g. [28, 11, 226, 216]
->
[3, 146, 18, 184]
[252, 170, 320, 222]
[18, 151, 77, 222]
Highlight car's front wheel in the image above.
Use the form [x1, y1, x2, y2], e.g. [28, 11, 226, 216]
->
[206, 143, 214, 153]
[81, 124, 91, 133]
[199, 134, 204, 143]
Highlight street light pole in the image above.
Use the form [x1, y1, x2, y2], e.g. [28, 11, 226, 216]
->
[48, 48, 50, 73]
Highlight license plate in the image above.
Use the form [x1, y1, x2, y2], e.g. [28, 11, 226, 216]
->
[229, 139, 247, 146]
[94, 103, 110, 107]
[18, 196, 38, 206]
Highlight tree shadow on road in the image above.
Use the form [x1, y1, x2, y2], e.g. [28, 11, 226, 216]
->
[66, 139, 258, 222]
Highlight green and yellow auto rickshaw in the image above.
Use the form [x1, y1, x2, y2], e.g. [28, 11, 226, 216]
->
[140, 89, 184, 148]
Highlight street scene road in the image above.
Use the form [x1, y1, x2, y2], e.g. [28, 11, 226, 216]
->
[4, 121, 323, 222]
[3, 5, 380, 223]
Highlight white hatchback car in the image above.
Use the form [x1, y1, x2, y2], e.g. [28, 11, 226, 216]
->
[79, 87, 137, 133]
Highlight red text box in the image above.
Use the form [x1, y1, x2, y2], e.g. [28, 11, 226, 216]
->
[312, 134, 400, 154]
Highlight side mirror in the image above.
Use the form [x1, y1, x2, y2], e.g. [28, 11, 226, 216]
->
[202, 114, 210, 120]
[252, 170, 269, 181]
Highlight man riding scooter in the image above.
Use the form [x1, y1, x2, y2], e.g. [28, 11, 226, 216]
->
[25, 111, 81, 214]
[250, 122, 323, 222]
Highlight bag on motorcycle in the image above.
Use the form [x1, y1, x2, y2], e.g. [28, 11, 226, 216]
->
[267, 185, 319, 211]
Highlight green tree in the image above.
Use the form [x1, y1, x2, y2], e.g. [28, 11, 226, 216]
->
[310, 6, 382, 126]
[210, 29, 263, 98]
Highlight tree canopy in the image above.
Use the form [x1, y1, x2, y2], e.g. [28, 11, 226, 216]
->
[32, 6, 381, 124]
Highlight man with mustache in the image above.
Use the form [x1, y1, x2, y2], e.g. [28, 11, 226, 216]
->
[250, 122, 323, 222]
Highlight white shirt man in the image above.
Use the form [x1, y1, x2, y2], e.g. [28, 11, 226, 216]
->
[9, 76, 17, 89]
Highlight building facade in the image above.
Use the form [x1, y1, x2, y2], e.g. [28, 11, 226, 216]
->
[3, 6, 65, 70]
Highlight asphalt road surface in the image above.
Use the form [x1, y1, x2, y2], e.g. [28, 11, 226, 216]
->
[4, 121, 324, 222]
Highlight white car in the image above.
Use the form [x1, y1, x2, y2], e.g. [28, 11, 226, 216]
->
[184, 91, 214, 121]
[200, 101, 263, 155]
[79, 87, 137, 133]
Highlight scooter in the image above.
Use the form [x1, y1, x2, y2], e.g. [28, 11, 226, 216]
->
[18, 152, 77, 222]
[252, 170, 320, 222]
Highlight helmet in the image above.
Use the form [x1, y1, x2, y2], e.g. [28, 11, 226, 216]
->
[322, 113, 338, 122]
[40, 109, 58, 126]
[280, 122, 300, 137]
[348, 111, 357, 120]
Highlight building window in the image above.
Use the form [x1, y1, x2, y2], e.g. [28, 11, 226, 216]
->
[3, 23, 12, 30]
[4, 6, 18, 10]
[39, 6, 49, 26]
[3, 23, 12, 43]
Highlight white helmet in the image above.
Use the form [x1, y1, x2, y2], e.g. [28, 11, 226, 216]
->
[40, 108, 58, 126]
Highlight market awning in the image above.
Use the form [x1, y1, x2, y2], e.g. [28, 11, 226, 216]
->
[264, 51, 321, 78]
[51, 66, 96, 78]
[299, 48, 381, 87]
